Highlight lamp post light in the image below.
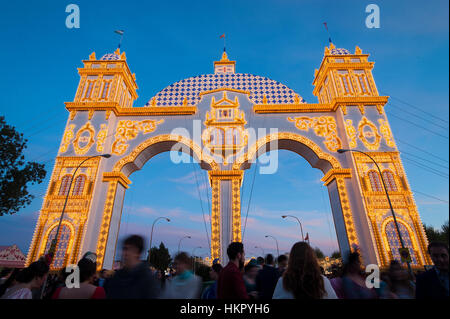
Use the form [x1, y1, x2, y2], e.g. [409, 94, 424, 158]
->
[337, 148, 413, 277]
[177, 235, 191, 254]
[265, 235, 280, 261]
[281, 215, 304, 241]
[147, 217, 171, 264]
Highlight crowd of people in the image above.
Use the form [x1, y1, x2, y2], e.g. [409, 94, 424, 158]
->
[0, 234, 448, 299]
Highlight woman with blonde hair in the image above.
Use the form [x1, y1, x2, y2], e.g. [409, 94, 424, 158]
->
[273, 242, 337, 299]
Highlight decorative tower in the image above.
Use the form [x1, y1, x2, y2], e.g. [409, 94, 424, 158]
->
[312, 43, 431, 267]
[26, 49, 139, 269]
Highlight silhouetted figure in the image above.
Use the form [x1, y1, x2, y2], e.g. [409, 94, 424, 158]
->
[1, 259, 49, 299]
[0, 268, 20, 298]
[387, 261, 414, 299]
[416, 242, 449, 299]
[276, 255, 288, 276]
[104, 235, 160, 299]
[162, 252, 202, 299]
[256, 254, 280, 299]
[341, 252, 377, 299]
[217, 242, 249, 299]
[52, 252, 106, 299]
[243, 259, 259, 299]
[273, 242, 337, 299]
[256, 256, 265, 269]
[201, 263, 223, 299]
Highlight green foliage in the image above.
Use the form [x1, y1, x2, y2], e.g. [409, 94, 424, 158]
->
[331, 251, 341, 259]
[314, 247, 325, 259]
[0, 116, 46, 216]
[149, 242, 172, 271]
[424, 221, 449, 245]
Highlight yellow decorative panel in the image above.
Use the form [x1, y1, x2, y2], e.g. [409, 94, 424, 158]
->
[358, 116, 381, 150]
[59, 124, 75, 153]
[287, 116, 342, 152]
[111, 119, 164, 155]
[344, 119, 357, 148]
[378, 119, 396, 148]
[73, 122, 96, 155]
[96, 124, 108, 153]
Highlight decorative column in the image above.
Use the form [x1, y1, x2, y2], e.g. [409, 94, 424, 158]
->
[208, 170, 243, 264]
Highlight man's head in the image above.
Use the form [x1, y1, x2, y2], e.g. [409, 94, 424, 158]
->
[265, 254, 274, 266]
[428, 242, 449, 272]
[173, 252, 191, 275]
[122, 235, 144, 269]
[227, 242, 245, 269]
[209, 263, 223, 281]
[256, 256, 265, 267]
[277, 254, 288, 269]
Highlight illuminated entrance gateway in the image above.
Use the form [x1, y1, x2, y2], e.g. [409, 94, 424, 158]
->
[26, 44, 431, 269]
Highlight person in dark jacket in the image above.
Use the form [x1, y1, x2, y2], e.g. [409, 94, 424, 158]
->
[255, 254, 280, 299]
[217, 242, 249, 299]
[104, 235, 160, 299]
[416, 242, 449, 299]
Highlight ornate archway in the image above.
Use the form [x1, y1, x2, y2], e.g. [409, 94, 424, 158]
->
[27, 45, 431, 270]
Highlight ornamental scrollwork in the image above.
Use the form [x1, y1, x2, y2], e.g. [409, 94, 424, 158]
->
[287, 116, 342, 152]
[59, 124, 75, 153]
[345, 119, 357, 148]
[111, 119, 164, 155]
[73, 122, 96, 155]
[378, 119, 396, 148]
[96, 124, 108, 153]
[358, 116, 381, 150]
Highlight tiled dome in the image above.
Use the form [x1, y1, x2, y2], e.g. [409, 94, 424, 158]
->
[146, 73, 305, 106]
[329, 48, 351, 55]
[100, 53, 120, 60]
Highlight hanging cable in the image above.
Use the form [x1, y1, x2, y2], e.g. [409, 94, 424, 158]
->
[396, 138, 449, 163]
[387, 111, 449, 140]
[183, 115, 211, 253]
[387, 102, 448, 130]
[383, 93, 449, 125]
[402, 156, 449, 179]
[412, 189, 449, 204]
[399, 150, 449, 170]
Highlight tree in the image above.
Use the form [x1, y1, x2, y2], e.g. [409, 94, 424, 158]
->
[331, 251, 341, 259]
[424, 221, 449, 245]
[314, 247, 325, 259]
[149, 242, 172, 271]
[0, 116, 46, 216]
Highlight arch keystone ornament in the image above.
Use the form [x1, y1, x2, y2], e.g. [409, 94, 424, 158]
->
[27, 46, 430, 270]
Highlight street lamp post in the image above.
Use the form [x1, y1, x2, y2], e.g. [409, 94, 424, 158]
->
[177, 235, 191, 254]
[265, 235, 280, 261]
[48, 154, 111, 258]
[281, 215, 304, 241]
[147, 217, 171, 264]
[42, 153, 110, 299]
[337, 148, 413, 276]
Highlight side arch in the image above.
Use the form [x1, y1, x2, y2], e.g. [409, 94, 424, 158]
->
[233, 132, 341, 173]
[113, 134, 219, 176]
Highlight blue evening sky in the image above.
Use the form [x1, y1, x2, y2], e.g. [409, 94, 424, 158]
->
[0, 0, 448, 259]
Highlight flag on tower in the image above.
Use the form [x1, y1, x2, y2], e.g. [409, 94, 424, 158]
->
[323, 22, 332, 44]
[219, 34, 225, 38]
[304, 233, 309, 242]
[115, 30, 125, 49]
